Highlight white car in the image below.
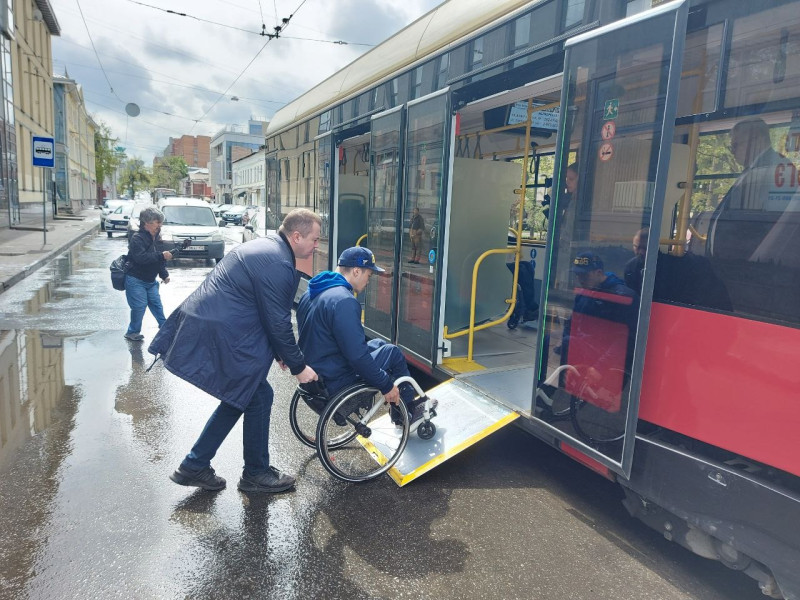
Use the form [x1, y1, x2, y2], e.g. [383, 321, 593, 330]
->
[104, 203, 136, 238]
[100, 199, 133, 230]
[158, 197, 225, 262]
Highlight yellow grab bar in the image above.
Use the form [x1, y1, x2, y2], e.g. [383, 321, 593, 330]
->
[356, 234, 368, 247]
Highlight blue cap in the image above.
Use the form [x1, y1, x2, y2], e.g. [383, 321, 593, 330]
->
[571, 251, 604, 273]
[337, 247, 385, 272]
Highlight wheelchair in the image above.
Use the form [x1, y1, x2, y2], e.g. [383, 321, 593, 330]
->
[289, 375, 437, 483]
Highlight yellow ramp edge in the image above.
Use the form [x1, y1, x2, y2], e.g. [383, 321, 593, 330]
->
[389, 412, 519, 486]
[442, 356, 487, 373]
[358, 378, 520, 487]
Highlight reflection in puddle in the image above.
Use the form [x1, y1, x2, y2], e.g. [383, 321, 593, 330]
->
[0, 329, 67, 473]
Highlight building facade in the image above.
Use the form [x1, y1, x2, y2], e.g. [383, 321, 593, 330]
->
[161, 134, 210, 168]
[12, 0, 60, 212]
[180, 167, 212, 198]
[208, 119, 267, 202]
[231, 148, 265, 206]
[52, 75, 96, 210]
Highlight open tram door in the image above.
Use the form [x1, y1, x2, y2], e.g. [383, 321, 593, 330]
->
[534, 0, 689, 478]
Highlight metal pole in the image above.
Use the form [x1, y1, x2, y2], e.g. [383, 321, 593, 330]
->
[41, 168, 46, 245]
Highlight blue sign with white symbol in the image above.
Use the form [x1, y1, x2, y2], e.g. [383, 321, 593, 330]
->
[428, 249, 436, 264]
[32, 136, 55, 168]
[530, 248, 537, 259]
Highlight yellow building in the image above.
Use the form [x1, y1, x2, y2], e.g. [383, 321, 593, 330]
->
[11, 0, 62, 207]
[53, 75, 97, 209]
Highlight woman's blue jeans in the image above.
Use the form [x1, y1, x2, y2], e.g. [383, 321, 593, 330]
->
[125, 274, 166, 335]
[180, 381, 274, 476]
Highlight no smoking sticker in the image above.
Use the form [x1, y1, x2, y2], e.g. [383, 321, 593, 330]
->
[601, 121, 616, 141]
[599, 143, 614, 161]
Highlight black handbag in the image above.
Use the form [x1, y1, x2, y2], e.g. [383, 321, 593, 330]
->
[110, 254, 129, 291]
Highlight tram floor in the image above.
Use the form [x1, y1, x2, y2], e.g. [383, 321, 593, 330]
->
[443, 316, 539, 414]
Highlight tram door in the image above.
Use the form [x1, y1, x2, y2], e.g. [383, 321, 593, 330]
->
[363, 107, 404, 342]
[395, 90, 451, 367]
[333, 129, 371, 262]
[535, 1, 688, 477]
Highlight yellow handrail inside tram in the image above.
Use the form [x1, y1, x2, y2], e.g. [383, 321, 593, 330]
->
[356, 234, 368, 247]
[442, 99, 535, 362]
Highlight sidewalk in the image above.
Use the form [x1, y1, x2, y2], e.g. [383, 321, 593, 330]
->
[0, 206, 102, 294]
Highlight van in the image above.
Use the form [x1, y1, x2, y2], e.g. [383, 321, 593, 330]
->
[158, 197, 225, 261]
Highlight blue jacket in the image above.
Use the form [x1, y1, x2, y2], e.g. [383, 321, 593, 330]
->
[296, 271, 392, 395]
[148, 233, 306, 410]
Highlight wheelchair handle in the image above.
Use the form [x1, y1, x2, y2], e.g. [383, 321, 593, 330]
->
[393, 375, 425, 398]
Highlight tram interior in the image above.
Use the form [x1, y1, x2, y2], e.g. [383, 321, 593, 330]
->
[441, 76, 563, 415]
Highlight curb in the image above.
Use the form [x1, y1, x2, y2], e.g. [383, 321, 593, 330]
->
[0, 224, 100, 294]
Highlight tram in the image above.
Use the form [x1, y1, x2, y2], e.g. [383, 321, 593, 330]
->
[264, 0, 800, 597]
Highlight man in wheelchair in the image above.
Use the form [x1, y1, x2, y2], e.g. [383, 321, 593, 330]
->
[297, 247, 435, 431]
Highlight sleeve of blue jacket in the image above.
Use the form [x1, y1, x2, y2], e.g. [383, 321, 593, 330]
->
[254, 260, 306, 375]
[332, 296, 392, 394]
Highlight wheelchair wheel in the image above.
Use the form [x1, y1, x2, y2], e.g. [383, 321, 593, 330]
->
[316, 385, 410, 483]
[289, 387, 324, 448]
[569, 397, 625, 446]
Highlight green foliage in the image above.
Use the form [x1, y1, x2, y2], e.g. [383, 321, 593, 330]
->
[120, 158, 151, 197]
[152, 156, 189, 192]
[94, 122, 122, 193]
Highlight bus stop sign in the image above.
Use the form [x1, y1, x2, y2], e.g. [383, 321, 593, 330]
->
[32, 136, 55, 168]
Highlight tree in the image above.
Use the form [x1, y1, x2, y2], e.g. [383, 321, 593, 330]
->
[120, 158, 151, 198]
[152, 156, 189, 192]
[94, 121, 122, 201]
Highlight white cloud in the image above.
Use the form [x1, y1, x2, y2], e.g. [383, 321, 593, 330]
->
[51, 0, 442, 163]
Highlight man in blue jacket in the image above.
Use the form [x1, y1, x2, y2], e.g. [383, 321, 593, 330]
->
[151, 208, 320, 494]
[296, 247, 433, 429]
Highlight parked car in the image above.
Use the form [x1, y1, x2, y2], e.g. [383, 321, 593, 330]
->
[125, 201, 156, 240]
[216, 203, 234, 216]
[220, 204, 248, 225]
[100, 199, 133, 230]
[242, 207, 280, 242]
[158, 197, 225, 262]
[104, 203, 136, 237]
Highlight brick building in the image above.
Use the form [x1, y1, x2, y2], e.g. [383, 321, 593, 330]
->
[161, 135, 210, 168]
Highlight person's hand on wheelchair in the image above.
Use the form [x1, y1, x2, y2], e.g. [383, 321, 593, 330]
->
[295, 365, 318, 384]
[383, 385, 400, 404]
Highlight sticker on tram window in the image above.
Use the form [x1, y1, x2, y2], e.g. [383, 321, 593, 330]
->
[428, 249, 436, 264]
[603, 99, 619, 121]
[599, 143, 614, 162]
[601, 121, 616, 141]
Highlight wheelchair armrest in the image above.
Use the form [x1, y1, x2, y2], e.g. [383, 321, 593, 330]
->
[299, 378, 328, 398]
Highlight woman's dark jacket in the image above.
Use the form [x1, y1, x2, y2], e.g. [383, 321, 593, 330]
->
[127, 229, 168, 282]
[148, 233, 307, 410]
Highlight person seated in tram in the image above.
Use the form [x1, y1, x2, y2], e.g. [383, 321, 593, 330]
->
[296, 246, 436, 430]
[708, 118, 795, 260]
[624, 228, 649, 295]
[560, 251, 637, 412]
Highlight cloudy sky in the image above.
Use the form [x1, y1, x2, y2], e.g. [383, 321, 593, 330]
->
[50, 0, 442, 163]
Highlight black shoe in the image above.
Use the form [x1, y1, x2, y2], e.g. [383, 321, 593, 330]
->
[169, 466, 226, 491]
[397, 397, 438, 431]
[238, 466, 296, 493]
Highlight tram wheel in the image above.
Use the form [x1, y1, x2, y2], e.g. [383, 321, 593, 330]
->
[317, 386, 409, 483]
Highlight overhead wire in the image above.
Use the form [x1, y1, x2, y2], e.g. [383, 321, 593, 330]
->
[123, 0, 262, 36]
[189, 0, 311, 132]
[74, 0, 122, 101]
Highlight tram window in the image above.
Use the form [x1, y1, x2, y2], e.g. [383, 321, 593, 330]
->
[513, 12, 532, 50]
[676, 24, 723, 117]
[654, 4, 800, 327]
[435, 53, 449, 89]
[724, 5, 800, 109]
[562, 0, 586, 31]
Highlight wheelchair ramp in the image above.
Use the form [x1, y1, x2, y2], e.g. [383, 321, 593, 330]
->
[363, 379, 519, 486]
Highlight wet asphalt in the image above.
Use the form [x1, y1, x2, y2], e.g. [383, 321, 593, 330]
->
[0, 230, 763, 600]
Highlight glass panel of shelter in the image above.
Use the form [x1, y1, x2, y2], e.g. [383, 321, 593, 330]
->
[535, 5, 687, 468]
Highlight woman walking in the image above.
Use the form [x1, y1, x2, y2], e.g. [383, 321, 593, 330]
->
[124, 206, 173, 342]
